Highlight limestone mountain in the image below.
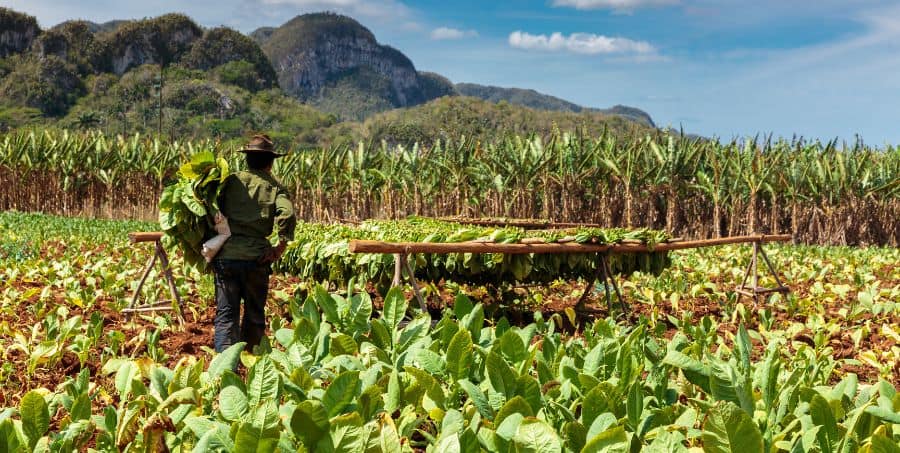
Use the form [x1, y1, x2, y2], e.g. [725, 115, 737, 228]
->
[257, 13, 454, 120]
[0, 7, 656, 142]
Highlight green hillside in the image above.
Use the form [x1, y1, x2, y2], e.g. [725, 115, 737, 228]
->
[0, 7, 656, 146]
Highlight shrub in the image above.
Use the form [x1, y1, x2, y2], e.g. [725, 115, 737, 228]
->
[0, 55, 84, 116]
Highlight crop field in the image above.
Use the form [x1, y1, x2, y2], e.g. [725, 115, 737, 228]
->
[1, 210, 899, 451]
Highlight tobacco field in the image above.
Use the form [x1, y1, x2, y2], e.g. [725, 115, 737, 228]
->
[1, 211, 899, 451]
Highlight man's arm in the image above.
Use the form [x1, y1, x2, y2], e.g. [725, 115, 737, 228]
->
[259, 186, 296, 264]
[273, 186, 296, 245]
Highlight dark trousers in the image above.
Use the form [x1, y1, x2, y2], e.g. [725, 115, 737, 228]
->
[212, 260, 270, 353]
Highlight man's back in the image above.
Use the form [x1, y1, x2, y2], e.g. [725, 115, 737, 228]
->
[217, 169, 295, 261]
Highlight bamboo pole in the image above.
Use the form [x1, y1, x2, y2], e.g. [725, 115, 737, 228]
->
[349, 234, 793, 255]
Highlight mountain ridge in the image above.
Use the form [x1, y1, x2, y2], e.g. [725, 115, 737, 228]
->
[0, 6, 656, 143]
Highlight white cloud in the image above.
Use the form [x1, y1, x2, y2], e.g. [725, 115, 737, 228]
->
[552, 0, 678, 11]
[508, 31, 656, 55]
[430, 27, 478, 40]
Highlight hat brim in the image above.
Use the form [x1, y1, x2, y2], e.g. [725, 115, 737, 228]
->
[239, 147, 286, 157]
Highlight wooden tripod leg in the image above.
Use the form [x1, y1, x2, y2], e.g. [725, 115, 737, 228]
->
[127, 250, 158, 319]
[751, 242, 759, 305]
[399, 254, 428, 312]
[392, 253, 402, 287]
[757, 244, 788, 290]
[599, 255, 627, 315]
[155, 241, 185, 326]
[575, 256, 603, 310]
[736, 244, 755, 303]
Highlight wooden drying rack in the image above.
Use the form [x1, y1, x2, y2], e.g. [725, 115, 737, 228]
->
[123, 226, 792, 319]
[123, 231, 185, 324]
[349, 233, 793, 314]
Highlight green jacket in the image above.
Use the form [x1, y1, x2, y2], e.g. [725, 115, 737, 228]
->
[217, 169, 296, 261]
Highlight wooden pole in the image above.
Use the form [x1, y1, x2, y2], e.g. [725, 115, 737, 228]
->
[156, 241, 185, 326]
[129, 232, 164, 243]
[128, 250, 158, 313]
[399, 254, 428, 312]
[349, 234, 793, 255]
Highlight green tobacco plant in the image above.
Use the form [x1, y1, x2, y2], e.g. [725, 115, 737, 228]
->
[2, 284, 900, 451]
[158, 150, 230, 270]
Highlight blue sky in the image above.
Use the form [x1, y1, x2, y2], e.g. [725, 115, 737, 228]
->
[8, 0, 900, 143]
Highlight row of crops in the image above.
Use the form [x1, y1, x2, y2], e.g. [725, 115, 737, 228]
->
[4, 286, 900, 451]
[1, 128, 898, 245]
[1, 212, 899, 451]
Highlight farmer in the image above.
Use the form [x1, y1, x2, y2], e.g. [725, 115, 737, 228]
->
[212, 134, 296, 353]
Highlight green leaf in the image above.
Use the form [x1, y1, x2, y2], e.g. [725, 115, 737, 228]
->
[330, 334, 358, 356]
[208, 342, 245, 380]
[453, 293, 474, 318]
[868, 434, 900, 453]
[405, 366, 446, 408]
[644, 430, 688, 453]
[809, 392, 839, 453]
[626, 382, 643, 429]
[663, 350, 711, 394]
[586, 413, 617, 443]
[735, 324, 751, 372]
[233, 422, 279, 453]
[865, 406, 900, 424]
[379, 417, 403, 453]
[322, 371, 361, 417]
[69, 392, 91, 422]
[114, 361, 139, 398]
[348, 293, 372, 337]
[446, 329, 474, 381]
[314, 285, 341, 326]
[583, 425, 628, 453]
[459, 379, 494, 420]
[516, 375, 543, 414]
[397, 315, 431, 355]
[462, 304, 484, 344]
[486, 351, 518, 400]
[499, 329, 527, 364]
[20, 390, 49, 448]
[321, 412, 366, 453]
[702, 401, 764, 453]
[382, 286, 408, 333]
[219, 386, 248, 422]
[184, 417, 234, 451]
[496, 396, 534, 426]
[417, 349, 446, 375]
[385, 370, 401, 414]
[582, 383, 615, 427]
[583, 342, 605, 377]
[513, 418, 562, 453]
[436, 433, 462, 453]
[290, 401, 330, 449]
[247, 356, 280, 407]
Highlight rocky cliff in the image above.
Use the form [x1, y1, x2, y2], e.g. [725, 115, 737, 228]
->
[0, 8, 40, 58]
[102, 14, 202, 74]
[260, 13, 437, 118]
